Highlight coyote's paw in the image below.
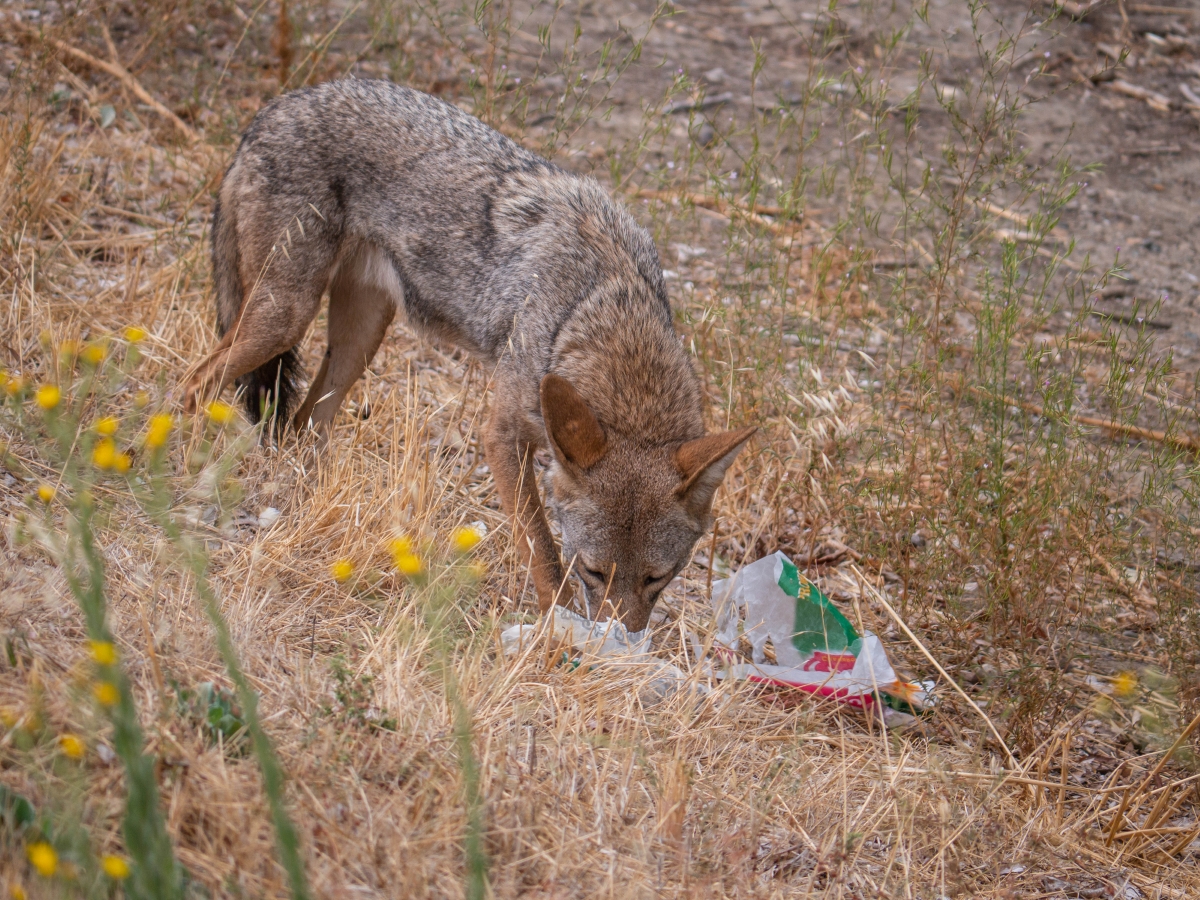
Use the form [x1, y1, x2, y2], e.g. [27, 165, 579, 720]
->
[180, 377, 205, 415]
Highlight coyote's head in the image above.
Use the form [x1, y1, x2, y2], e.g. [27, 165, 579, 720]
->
[540, 375, 755, 632]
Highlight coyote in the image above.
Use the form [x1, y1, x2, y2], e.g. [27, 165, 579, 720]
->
[183, 79, 755, 630]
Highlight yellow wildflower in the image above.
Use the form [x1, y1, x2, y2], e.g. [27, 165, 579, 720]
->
[452, 524, 485, 554]
[95, 416, 119, 437]
[58, 734, 85, 759]
[92, 682, 119, 707]
[25, 842, 56, 878]
[113, 452, 131, 474]
[206, 400, 235, 425]
[4, 374, 23, 396]
[36, 485, 56, 504]
[1113, 671, 1138, 699]
[0, 708, 17, 728]
[92, 438, 117, 470]
[395, 553, 423, 577]
[89, 640, 118, 666]
[145, 413, 173, 449]
[100, 856, 130, 880]
[123, 326, 147, 343]
[10, 882, 28, 899]
[35, 385, 61, 410]
[81, 344, 106, 366]
[331, 559, 355, 583]
[134, 390, 151, 409]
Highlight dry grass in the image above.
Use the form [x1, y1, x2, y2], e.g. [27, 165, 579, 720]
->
[0, 0, 1198, 897]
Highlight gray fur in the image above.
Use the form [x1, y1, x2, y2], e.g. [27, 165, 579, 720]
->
[192, 79, 753, 628]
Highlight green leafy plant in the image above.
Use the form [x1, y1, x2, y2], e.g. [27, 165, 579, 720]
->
[3, 332, 309, 899]
[175, 680, 248, 752]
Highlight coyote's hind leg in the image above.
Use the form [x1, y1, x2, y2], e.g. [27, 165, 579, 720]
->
[183, 219, 337, 417]
[182, 283, 324, 416]
[293, 243, 399, 435]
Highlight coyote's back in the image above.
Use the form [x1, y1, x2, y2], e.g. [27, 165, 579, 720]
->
[209, 80, 674, 426]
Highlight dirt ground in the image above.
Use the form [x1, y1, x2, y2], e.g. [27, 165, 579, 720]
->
[331, 0, 1200, 365]
[591, 0, 1200, 362]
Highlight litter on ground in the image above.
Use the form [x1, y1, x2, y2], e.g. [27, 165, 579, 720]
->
[502, 551, 934, 717]
[712, 551, 934, 714]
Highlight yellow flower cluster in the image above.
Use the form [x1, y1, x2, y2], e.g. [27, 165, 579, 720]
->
[101, 855, 130, 880]
[86, 641, 121, 707]
[90, 640, 118, 666]
[58, 734, 85, 759]
[36, 485, 56, 504]
[35, 385, 60, 410]
[145, 413, 174, 449]
[390, 537, 424, 576]
[1, 369, 24, 396]
[95, 416, 118, 437]
[26, 842, 56, 877]
[92, 682, 119, 707]
[331, 559, 355, 583]
[123, 326, 147, 343]
[1112, 671, 1138, 699]
[452, 524, 486, 554]
[81, 343, 106, 366]
[206, 400, 235, 425]
[92, 438, 131, 473]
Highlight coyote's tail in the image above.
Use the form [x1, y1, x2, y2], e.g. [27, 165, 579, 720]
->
[211, 190, 301, 432]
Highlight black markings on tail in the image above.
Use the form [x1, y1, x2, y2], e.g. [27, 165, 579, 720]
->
[236, 348, 303, 435]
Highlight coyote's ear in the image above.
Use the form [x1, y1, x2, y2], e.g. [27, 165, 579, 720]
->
[540, 374, 608, 471]
[674, 426, 757, 516]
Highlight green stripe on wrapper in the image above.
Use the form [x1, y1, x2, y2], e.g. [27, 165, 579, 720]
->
[779, 557, 861, 656]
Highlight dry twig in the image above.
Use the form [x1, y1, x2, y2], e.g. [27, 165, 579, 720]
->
[1108, 79, 1174, 113]
[1106, 710, 1200, 848]
[18, 24, 199, 142]
[960, 382, 1200, 454]
[631, 187, 809, 237]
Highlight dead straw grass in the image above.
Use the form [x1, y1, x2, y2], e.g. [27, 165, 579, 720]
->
[0, 4, 1198, 899]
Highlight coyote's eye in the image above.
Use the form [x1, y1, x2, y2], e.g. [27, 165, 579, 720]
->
[582, 566, 608, 584]
[643, 573, 669, 589]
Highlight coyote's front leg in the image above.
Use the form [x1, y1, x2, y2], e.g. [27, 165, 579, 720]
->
[484, 412, 570, 613]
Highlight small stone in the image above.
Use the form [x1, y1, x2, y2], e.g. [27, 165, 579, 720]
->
[257, 507, 281, 529]
[883, 708, 916, 729]
[910, 531, 926, 548]
[694, 122, 716, 148]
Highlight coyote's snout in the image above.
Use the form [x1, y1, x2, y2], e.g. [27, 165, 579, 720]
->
[184, 79, 755, 629]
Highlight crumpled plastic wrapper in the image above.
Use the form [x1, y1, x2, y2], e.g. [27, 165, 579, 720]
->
[500, 606, 702, 702]
[499, 552, 933, 718]
[712, 551, 934, 715]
